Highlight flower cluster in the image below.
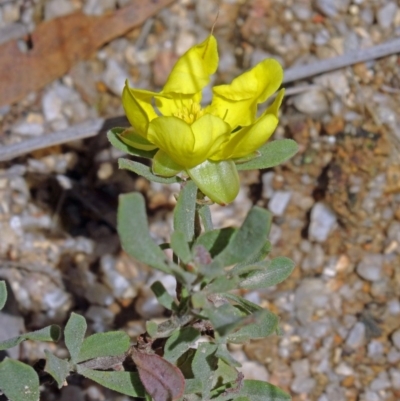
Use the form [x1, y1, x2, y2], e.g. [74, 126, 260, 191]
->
[121, 35, 284, 204]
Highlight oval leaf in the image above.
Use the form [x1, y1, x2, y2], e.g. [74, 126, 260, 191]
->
[0, 359, 39, 401]
[64, 313, 87, 363]
[236, 139, 298, 171]
[0, 281, 7, 310]
[132, 349, 185, 401]
[119, 158, 182, 184]
[238, 257, 295, 290]
[174, 180, 197, 242]
[78, 366, 145, 398]
[118, 192, 171, 274]
[163, 327, 201, 363]
[238, 379, 291, 401]
[44, 350, 71, 389]
[77, 331, 130, 363]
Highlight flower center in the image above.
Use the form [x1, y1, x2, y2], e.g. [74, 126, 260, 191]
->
[173, 100, 204, 124]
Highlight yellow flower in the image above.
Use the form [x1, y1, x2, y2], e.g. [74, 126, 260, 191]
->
[121, 35, 284, 204]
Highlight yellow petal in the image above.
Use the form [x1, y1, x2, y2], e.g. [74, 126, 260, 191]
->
[209, 59, 283, 129]
[212, 114, 279, 160]
[152, 149, 183, 177]
[161, 36, 218, 95]
[264, 88, 285, 117]
[122, 81, 158, 136]
[191, 114, 231, 159]
[154, 92, 202, 117]
[147, 116, 200, 168]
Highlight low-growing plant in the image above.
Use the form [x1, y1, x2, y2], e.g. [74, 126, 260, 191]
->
[0, 35, 298, 401]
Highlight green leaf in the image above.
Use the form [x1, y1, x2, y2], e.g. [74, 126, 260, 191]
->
[77, 331, 130, 363]
[227, 310, 279, 344]
[150, 281, 177, 312]
[187, 160, 240, 205]
[236, 380, 291, 401]
[0, 280, 7, 310]
[0, 359, 39, 401]
[215, 344, 241, 368]
[238, 257, 295, 290]
[215, 207, 272, 267]
[107, 128, 157, 159]
[192, 342, 218, 399]
[64, 312, 86, 363]
[184, 378, 203, 394]
[171, 231, 192, 264]
[77, 366, 145, 398]
[118, 192, 171, 274]
[236, 139, 298, 171]
[164, 327, 201, 363]
[197, 203, 213, 231]
[204, 275, 239, 294]
[174, 180, 197, 242]
[206, 304, 245, 337]
[146, 321, 159, 338]
[219, 293, 262, 313]
[119, 158, 182, 184]
[0, 325, 61, 351]
[193, 228, 236, 257]
[231, 241, 272, 272]
[44, 350, 71, 389]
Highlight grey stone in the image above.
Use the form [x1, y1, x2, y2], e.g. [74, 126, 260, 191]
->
[86, 306, 114, 332]
[291, 358, 310, 378]
[346, 322, 365, 349]
[292, 4, 312, 20]
[291, 377, 316, 394]
[392, 329, 400, 351]
[315, 0, 350, 18]
[387, 299, 400, 315]
[293, 90, 329, 116]
[389, 368, 400, 390]
[308, 202, 337, 242]
[314, 29, 330, 46]
[370, 371, 391, 391]
[13, 122, 44, 137]
[335, 362, 354, 376]
[363, 391, 380, 401]
[268, 191, 292, 216]
[102, 59, 128, 96]
[42, 89, 63, 122]
[388, 347, 400, 364]
[0, 23, 27, 45]
[301, 244, 325, 271]
[83, 0, 116, 15]
[376, 2, 398, 29]
[261, 172, 275, 199]
[367, 340, 384, 359]
[239, 361, 269, 381]
[44, 0, 75, 20]
[356, 254, 383, 282]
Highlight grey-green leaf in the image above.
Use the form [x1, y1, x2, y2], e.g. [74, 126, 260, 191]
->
[206, 304, 245, 337]
[77, 331, 130, 363]
[238, 257, 295, 290]
[0, 281, 6, 310]
[227, 310, 279, 344]
[197, 203, 213, 231]
[77, 366, 145, 398]
[193, 228, 236, 257]
[215, 207, 272, 266]
[237, 379, 291, 401]
[0, 325, 61, 351]
[150, 281, 177, 312]
[107, 128, 157, 159]
[236, 139, 298, 171]
[44, 350, 71, 389]
[118, 192, 171, 274]
[0, 359, 40, 401]
[64, 312, 87, 363]
[170, 231, 192, 265]
[173, 180, 197, 242]
[164, 327, 201, 363]
[119, 158, 182, 184]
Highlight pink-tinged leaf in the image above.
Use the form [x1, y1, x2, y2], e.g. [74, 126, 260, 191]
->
[131, 349, 185, 401]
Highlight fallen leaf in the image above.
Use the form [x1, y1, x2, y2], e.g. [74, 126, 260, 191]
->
[0, 0, 176, 107]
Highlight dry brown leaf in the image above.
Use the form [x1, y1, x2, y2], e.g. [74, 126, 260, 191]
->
[0, 0, 175, 107]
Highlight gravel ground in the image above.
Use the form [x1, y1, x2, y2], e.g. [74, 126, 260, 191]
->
[1, 1, 400, 400]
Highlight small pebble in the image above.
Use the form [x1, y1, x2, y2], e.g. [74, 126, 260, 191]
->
[356, 254, 383, 282]
[309, 202, 337, 242]
[268, 191, 292, 216]
[376, 2, 398, 29]
[346, 322, 365, 349]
